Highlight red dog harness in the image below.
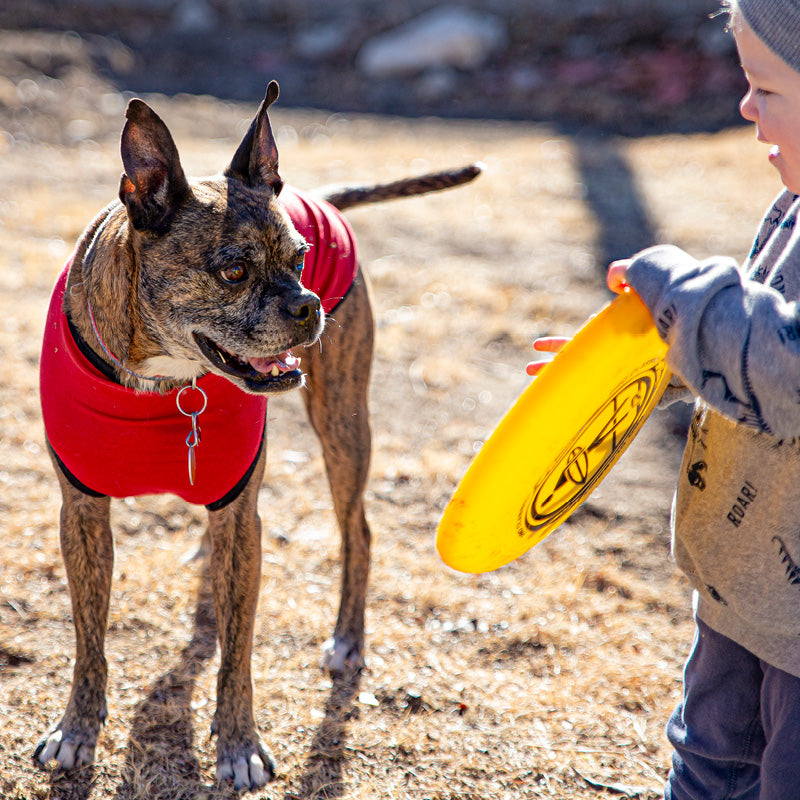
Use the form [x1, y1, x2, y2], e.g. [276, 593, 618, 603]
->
[40, 186, 358, 507]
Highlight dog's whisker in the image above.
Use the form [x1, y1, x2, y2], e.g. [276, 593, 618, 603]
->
[317, 332, 336, 351]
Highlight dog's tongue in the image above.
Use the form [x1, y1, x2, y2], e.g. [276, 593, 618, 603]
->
[248, 352, 300, 377]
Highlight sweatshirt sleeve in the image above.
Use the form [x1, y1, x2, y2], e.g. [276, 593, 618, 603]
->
[626, 244, 800, 438]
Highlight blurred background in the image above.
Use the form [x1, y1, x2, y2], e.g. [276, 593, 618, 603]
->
[1, 0, 743, 149]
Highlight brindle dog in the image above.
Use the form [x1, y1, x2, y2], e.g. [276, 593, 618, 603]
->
[33, 81, 480, 790]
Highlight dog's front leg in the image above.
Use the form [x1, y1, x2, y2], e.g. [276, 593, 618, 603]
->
[206, 445, 275, 791]
[35, 473, 113, 770]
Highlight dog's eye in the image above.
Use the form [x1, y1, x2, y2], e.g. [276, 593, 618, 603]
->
[220, 264, 247, 284]
[296, 247, 309, 276]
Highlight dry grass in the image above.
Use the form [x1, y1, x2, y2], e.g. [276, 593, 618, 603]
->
[0, 95, 779, 799]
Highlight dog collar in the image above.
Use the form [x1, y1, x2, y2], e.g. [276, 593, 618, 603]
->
[85, 296, 185, 387]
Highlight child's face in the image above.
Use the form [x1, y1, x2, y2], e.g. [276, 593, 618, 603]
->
[735, 13, 800, 193]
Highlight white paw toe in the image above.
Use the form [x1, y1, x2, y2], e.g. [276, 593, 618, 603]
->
[321, 636, 364, 673]
[35, 730, 95, 770]
[217, 749, 274, 791]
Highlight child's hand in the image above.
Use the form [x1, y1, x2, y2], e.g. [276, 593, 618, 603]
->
[526, 337, 569, 376]
[528, 259, 632, 377]
[607, 259, 632, 293]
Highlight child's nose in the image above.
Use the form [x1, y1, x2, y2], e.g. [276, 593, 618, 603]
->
[739, 90, 758, 123]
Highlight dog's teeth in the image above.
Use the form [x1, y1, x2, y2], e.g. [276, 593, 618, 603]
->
[270, 365, 280, 377]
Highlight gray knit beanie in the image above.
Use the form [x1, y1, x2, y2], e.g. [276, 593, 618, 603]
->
[734, 0, 800, 72]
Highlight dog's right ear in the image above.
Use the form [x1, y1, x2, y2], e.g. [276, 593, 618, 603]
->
[226, 81, 283, 194]
[118, 100, 190, 235]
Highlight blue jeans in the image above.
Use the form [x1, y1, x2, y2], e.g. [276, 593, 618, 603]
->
[665, 617, 800, 799]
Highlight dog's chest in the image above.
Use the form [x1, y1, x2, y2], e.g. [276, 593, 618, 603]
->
[40, 268, 267, 506]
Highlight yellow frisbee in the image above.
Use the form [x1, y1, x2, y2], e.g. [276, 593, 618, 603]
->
[436, 290, 671, 573]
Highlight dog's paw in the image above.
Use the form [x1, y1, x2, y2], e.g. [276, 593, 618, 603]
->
[217, 745, 276, 792]
[321, 635, 365, 674]
[33, 728, 96, 770]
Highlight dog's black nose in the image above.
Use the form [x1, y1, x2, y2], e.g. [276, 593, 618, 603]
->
[286, 291, 321, 325]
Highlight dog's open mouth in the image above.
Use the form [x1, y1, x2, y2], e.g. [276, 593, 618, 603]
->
[194, 333, 303, 391]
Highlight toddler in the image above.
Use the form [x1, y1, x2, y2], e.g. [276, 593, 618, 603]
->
[532, 1, 800, 796]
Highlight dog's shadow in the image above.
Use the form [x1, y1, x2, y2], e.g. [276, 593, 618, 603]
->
[43, 557, 217, 800]
[113, 556, 220, 800]
[45, 555, 361, 800]
[112, 552, 363, 800]
[287, 671, 361, 800]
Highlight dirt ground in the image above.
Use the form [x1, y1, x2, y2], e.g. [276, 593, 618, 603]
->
[0, 55, 784, 800]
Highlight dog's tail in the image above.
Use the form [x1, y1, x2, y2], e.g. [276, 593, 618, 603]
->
[319, 163, 483, 211]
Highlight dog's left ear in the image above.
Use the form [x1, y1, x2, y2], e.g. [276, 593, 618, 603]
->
[119, 99, 191, 235]
[226, 81, 283, 194]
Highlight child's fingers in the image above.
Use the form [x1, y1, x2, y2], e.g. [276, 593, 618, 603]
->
[526, 361, 547, 376]
[527, 336, 569, 377]
[607, 259, 631, 293]
[532, 336, 569, 353]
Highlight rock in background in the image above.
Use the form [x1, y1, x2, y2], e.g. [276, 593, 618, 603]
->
[0, 0, 743, 136]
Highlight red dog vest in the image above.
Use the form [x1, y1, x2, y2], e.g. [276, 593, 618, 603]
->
[281, 187, 358, 312]
[40, 186, 358, 507]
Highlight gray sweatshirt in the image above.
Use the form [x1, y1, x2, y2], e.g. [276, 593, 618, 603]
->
[627, 190, 800, 677]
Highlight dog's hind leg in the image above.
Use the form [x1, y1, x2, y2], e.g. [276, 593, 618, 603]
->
[206, 443, 276, 790]
[298, 267, 375, 673]
[34, 465, 113, 770]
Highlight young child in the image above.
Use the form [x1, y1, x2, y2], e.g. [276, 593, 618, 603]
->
[531, 1, 800, 796]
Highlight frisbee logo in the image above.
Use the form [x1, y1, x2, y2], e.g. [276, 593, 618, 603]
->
[518, 362, 668, 540]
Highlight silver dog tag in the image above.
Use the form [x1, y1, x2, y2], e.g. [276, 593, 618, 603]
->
[177, 380, 207, 487]
[188, 442, 197, 486]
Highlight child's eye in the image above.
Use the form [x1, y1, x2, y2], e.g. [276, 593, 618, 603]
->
[755, 87, 773, 97]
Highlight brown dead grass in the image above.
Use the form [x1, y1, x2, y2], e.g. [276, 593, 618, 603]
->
[0, 95, 780, 799]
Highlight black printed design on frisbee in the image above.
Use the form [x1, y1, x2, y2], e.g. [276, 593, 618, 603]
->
[518, 361, 669, 540]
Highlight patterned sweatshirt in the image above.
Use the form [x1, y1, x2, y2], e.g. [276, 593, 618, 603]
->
[626, 189, 800, 677]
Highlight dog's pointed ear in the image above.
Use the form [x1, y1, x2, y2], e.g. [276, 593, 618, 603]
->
[226, 81, 283, 194]
[118, 99, 190, 235]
